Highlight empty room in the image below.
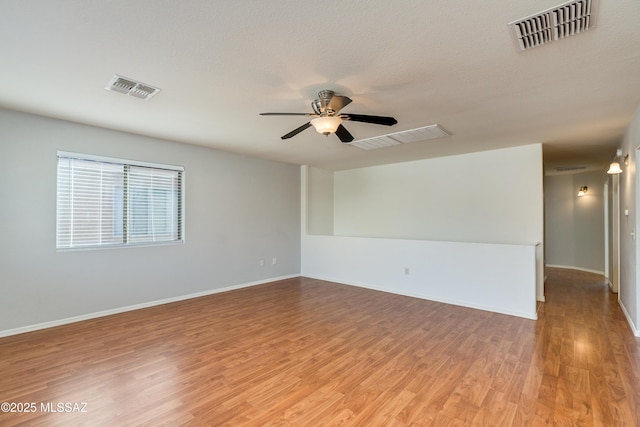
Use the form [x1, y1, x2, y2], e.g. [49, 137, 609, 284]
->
[1, 1, 640, 425]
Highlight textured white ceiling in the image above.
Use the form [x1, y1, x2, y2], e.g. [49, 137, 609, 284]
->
[0, 0, 638, 171]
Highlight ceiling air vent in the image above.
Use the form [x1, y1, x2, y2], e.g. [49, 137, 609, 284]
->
[105, 75, 160, 100]
[350, 124, 450, 150]
[509, 0, 598, 51]
[555, 165, 587, 172]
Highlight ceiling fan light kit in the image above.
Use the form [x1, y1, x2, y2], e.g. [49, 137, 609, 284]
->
[310, 116, 342, 135]
[260, 90, 397, 143]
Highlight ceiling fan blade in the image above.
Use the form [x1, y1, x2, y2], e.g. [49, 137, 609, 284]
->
[281, 122, 312, 139]
[342, 114, 397, 126]
[327, 95, 352, 113]
[334, 124, 354, 143]
[260, 112, 315, 116]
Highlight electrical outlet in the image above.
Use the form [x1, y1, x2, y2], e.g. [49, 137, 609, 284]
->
[404, 267, 410, 275]
[272, 257, 277, 265]
[259, 259, 265, 267]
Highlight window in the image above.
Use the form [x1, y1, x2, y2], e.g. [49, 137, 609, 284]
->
[56, 152, 184, 249]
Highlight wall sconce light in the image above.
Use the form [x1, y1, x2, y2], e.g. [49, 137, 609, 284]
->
[607, 162, 623, 174]
[607, 148, 625, 174]
[577, 186, 588, 197]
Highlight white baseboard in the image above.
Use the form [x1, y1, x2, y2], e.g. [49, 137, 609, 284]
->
[537, 295, 546, 302]
[619, 300, 640, 337]
[0, 274, 298, 338]
[545, 264, 605, 276]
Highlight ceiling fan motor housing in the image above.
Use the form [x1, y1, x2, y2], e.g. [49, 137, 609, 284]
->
[312, 90, 337, 116]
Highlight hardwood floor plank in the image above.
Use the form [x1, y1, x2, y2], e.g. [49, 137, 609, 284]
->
[1, 270, 639, 426]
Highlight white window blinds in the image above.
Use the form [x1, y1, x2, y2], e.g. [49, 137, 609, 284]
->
[126, 165, 182, 244]
[57, 152, 183, 249]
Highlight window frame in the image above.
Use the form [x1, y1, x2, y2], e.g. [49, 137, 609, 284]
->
[56, 151, 185, 251]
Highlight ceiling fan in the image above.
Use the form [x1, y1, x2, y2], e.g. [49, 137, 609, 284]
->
[260, 90, 397, 143]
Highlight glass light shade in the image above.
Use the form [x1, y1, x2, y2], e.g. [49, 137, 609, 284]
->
[607, 162, 623, 174]
[310, 116, 342, 135]
[577, 187, 587, 197]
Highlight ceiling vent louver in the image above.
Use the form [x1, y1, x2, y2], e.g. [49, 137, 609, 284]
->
[509, 0, 598, 51]
[555, 165, 587, 172]
[105, 75, 160, 100]
[350, 124, 450, 150]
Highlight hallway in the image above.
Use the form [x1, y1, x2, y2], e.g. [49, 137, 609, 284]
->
[535, 267, 640, 425]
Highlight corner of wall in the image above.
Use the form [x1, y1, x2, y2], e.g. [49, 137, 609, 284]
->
[619, 103, 640, 333]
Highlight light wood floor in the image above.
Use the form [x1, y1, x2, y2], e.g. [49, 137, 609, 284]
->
[1, 268, 639, 426]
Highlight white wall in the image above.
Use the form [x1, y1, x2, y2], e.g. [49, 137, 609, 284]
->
[303, 144, 544, 315]
[333, 144, 543, 245]
[330, 144, 544, 300]
[0, 109, 301, 335]
[302, 235, 538, 319]
[619, 104, 640, 335]
[307, 167, 333, 235]
[544, 171, 606, 274]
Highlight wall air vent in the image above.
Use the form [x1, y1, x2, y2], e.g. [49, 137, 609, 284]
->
[350, 124, 450, 150]
[105, 75, 160, 100]
[509, 0, 598, 51]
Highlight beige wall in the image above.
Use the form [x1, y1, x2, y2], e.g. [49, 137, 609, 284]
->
[0, 109, 301, 333]
[544, 170, 606, 273]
